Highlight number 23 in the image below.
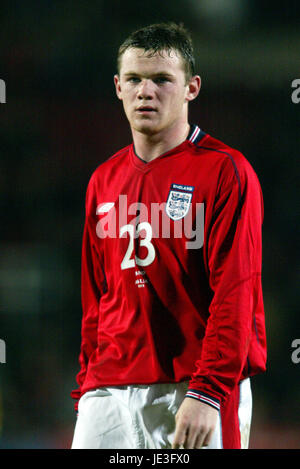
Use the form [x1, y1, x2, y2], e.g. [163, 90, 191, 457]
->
[120, 222, 155, 270]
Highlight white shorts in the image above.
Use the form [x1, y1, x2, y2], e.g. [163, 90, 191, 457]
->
[71, 379, 252, 449]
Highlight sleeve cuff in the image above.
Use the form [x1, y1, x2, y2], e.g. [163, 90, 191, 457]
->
[71, 389, 81, 412]
[185, 389, 221, 411]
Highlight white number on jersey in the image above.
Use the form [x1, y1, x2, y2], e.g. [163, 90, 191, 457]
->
[120, 222, 155, 270]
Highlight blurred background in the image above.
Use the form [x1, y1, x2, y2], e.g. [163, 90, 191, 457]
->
[0, 0, 299, 449]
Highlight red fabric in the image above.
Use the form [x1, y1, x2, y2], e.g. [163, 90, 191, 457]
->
[220, 382, 241, 449]
[71, 128, 267, 410]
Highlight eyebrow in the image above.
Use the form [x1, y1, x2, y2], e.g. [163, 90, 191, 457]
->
[123, 71, 175, 78]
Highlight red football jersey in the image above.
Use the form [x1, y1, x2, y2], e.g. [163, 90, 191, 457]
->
[71, 124, 267, 411]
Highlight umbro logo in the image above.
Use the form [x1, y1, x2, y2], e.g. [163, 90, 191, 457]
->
[96, 202, 115, 214]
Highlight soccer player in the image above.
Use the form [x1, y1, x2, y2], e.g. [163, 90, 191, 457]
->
[71, 22, 267, 449]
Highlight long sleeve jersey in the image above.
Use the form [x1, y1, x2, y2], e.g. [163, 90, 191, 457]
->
[71, 124, 267, 412]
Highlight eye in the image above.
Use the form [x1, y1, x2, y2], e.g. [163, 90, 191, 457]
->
[127, 76, 140, 83]
[154, 76, 169, 84]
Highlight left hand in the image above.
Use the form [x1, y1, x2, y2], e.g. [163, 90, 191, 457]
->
[172, 397, 218, 449]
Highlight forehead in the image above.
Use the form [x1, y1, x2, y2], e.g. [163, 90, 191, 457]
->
[119, 47, 185, 76]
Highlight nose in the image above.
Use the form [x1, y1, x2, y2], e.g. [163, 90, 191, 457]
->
[137, 79, 154, 100]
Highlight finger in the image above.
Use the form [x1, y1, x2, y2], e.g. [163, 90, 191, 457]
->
[172, 438, 186, 449]
[172, 424, 187, 449]
[199, 428, 214, 449]
[172, 443, 185, 449]
[194, 431, 206, 449]
[204, 427, 214, 446]
[184, 426, 199, 449]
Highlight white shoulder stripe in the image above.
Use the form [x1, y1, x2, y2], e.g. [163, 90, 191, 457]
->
[189, 125, 201, 143]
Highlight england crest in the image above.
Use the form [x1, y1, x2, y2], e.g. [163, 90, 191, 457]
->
[165, 183, 194, 221]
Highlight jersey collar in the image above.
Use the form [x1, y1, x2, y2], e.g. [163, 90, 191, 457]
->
[130, 124, 206, 172]
[187, 124, 206, 144]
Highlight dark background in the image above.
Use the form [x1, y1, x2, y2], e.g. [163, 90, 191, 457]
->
[0, 0, 299, 449]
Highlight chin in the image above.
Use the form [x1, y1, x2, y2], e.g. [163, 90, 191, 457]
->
[133, 122, 160, 136]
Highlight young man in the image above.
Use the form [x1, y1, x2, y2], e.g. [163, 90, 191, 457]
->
[71, 23, 267, 449]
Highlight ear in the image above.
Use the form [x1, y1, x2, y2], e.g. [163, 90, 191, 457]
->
[185, 75, 201, 103]
[114, 74, 122, 100]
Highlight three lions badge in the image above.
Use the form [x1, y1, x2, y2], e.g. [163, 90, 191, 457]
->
[166, 184, 194, 221]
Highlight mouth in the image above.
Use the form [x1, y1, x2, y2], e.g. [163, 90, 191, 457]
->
[136, 106, 157, 114]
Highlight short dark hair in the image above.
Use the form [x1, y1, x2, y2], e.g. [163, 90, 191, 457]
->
[117, 22, 195, 82]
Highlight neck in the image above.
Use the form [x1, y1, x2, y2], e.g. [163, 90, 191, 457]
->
[132, 121, 190, 162]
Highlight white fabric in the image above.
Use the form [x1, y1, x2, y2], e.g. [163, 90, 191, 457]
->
[238, 377, 253, 449]
[71, 379, 251, 449]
